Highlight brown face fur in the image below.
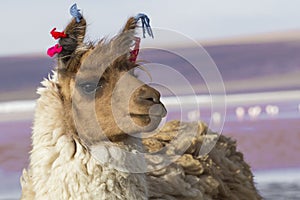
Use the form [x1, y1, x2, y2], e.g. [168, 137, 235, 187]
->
[56, 17, 166, 145]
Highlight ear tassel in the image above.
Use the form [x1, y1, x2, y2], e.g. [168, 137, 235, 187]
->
[70, 3, 82, 23]
[50, 28, 67, 39]
[129, 14, 153, 62]
[47, 44, 63, 57]
[129, 14, 154, 62]
[47, 5, 153, 60]
[135, 13, 154, 38]
[47, 3, 83, 57]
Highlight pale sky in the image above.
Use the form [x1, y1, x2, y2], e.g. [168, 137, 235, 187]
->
[1, 0, 300, 56]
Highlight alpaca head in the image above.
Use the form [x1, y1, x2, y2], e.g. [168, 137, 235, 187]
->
[56, 17, 167, 146]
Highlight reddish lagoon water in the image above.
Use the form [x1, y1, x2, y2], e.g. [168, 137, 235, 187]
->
[0, 92, 299, 199]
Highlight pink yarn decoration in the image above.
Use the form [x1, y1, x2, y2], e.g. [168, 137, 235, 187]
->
[47, 44, 63, 57]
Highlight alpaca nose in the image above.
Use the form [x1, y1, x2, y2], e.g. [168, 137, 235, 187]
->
[138, 85, 161, 104]
[135, 85, 167, 117]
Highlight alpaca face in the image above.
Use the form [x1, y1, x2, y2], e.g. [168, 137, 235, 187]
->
[56, 17, 166, 144]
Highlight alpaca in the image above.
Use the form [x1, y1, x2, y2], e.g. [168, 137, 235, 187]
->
[20, 11, 262, 200]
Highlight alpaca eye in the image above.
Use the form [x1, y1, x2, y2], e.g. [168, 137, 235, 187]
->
[79, 79, 106, 95]
[80, 83, 98, 94]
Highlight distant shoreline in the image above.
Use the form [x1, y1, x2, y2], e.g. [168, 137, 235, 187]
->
[1, 89, 299, 122]
[1, 39, 299, 102]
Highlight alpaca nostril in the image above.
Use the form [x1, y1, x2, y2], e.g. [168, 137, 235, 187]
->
[140, 96, 158, 104]
[145, 97, 154, 102]
[145, 97, 159, 103]
[140, 93, 160, 104]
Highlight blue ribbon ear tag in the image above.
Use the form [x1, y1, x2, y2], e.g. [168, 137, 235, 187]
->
[135, 13, 154, 38]
[70, 3, 82, 23]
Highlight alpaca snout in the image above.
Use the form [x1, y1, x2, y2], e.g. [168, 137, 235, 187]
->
[149, 103, 167, 117]
[133, 84, 167, 118]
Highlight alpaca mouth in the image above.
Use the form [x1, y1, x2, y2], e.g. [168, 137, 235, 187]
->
[130, 104, 167, 118]
[130, 113, 163, 118]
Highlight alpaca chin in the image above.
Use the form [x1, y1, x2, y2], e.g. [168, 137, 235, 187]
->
[130, 114, 165, 132]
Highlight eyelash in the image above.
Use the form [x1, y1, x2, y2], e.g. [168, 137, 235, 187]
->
[79, 79, 106, 95]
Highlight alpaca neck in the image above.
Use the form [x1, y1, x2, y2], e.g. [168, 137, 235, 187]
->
[90, 136, 148, 174]
[30, 131, 148, 199]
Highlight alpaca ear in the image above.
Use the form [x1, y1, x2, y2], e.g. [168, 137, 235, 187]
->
[114, 17, 138, 52]
[118, 14, 153, 63]
[117, 17, 139, 62]
[122, 17, 138, 33]
[58, 18, 87, 67]
[87, 17, 138, 67]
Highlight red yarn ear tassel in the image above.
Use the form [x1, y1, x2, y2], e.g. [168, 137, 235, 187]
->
[47, 44, 63, 57]
[130, 37, 141, 62]
[50, 28, 67, 39]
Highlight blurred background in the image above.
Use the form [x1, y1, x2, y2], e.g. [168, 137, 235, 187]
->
[0, 0, 300, 199]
